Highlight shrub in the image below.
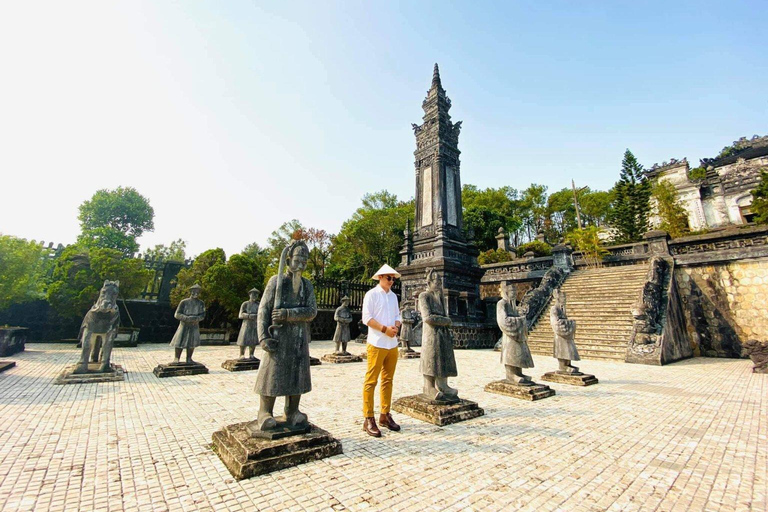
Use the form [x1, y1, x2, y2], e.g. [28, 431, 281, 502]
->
[515, 240, 552, 258]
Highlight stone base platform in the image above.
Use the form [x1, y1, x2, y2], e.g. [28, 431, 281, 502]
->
[320, 353, 362, 364]
[221, 358, 261, 372]
[399, 349, 420, 359]
[153, 362, 209, 378]
[541, 371, 598, 386]
[392, 395, 484, 426]
[54, 363, 125, 385]
[0, 361, 16, 373]
[212, 422, 343, 480]
[114, 339, 138, 348]
[310, 357, 322, 366]
[484, 380, 555, 401]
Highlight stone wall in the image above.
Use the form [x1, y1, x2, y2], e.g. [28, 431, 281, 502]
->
[675, 258, 768, 357]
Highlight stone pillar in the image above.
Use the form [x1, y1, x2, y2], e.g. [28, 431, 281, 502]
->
[495, 227, 511, 253]
[643, 230, 671, 256]
[552, 244, 573, 274]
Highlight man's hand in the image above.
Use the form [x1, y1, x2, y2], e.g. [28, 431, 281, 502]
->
[385, 325, 398, 338]
[272, 309, 288, 323]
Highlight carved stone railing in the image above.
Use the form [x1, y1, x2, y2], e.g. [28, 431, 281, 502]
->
[480, 256, 554, 283]
[572, 241, 650, 268]
[668, 225, 768, 266]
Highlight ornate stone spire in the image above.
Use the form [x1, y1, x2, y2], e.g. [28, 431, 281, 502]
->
[432, 63, 442, 89]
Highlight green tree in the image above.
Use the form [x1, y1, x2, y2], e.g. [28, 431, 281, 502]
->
[241, 242, 272, 288]
[608, 149, 652, 243]
[77, 187, 155, 256]
[462, 184, 523, 249]
[750, 169, 768, 224]
[142, 239, 187, 262]
[579, 190, 614, 227]
[515, 240, 552, 258]
[46, 245, 152, 319]
[463, 205, 506, 251]
[567, 227, 609, 268]
[520, 184, 548, 242]
[477, 248, 513, 265]
[544, 188, 577, 242]
[326, 191, 414, 281]
[0, 235, 48, 310]
[651, 180, 690, 238]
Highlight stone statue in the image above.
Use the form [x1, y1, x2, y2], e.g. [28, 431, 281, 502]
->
[332, 296, 353, 355]
[550, 289, 580, 374]
[237, 288, 261, 359]
[251, 240, 317, 434]
[399, 290, 420, 353]
[498, 281, 534, 384]
[170, 284, 206, 364]
[419, 268, 459, 401]
[74, 280, 120, 374]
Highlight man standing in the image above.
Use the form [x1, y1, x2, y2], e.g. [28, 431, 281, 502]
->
[361, 264, 402, 437]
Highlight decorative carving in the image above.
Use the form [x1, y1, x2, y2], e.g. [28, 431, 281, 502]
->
[741, 339, 768, 374]
[628, 257, 668, 354]
[520, 267, 566, 328]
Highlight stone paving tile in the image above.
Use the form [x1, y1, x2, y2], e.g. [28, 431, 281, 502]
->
[0, 342, 765, 512]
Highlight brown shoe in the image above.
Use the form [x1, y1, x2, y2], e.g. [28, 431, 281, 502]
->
[363, 417, 381, 437]
[379, 413, 401, 432]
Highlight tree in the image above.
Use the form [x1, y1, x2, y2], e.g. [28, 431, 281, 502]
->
[579, 190, 614, 227]
[77, 187, 155, 256]
[477, 248, 513, 265]
[0, 235, 48, 310]
[463, 205, 506, 251]
[520, 184, 548, 242]
[651, 180, 690, 238]
[326, 191, 414, 281]
[750, 169, 768, 224]
[142, 239, 187, 262]
[462, 184, 523, 249]
[46, 245, 152, 319]
[567, 227, 609, 268]
[608, 149, 652, 243]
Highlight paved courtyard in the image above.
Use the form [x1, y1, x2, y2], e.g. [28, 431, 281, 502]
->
[0, 342, 765, 512]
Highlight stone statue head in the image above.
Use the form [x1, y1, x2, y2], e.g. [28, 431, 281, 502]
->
[425, 268, 440, 291]
[190, 283, 202, 298]
[95, 280, 119, 313]
[286, 240, 309, 274]
[501, 281, 516, 302]
[341, 295, 350, 306]
[249, 287, 260, 300]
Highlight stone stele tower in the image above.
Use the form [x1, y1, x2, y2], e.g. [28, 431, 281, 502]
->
[396, 64, 497, 349]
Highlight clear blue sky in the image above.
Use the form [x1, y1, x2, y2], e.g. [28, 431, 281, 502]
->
[1, 1, 765, 256]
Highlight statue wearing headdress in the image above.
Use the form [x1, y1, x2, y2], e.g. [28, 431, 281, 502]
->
[332, 296, 353, 355]
[170, 283, 206, 364]
[251, 240, 317, 434]
[419, 268, 459, 401]
[399, 289, 421, 354]
[498, 281, 534, 384]
[237, 288, 261, 360]
[550, 289, 580, 374]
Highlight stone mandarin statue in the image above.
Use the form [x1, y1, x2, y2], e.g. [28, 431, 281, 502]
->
[550, 289, 581, 374]
[251, 240, 317, 433]
[170, 284, 206, 364]
[419, 268, 459, 401]
[74, 280, 120, 374]
[498, 281, 535, 385]
[332, 296, 353, 356]
[237, 288, 261, 360]
[399, 290, 420, 354]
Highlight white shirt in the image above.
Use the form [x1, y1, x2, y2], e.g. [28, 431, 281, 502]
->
[362, 284, 401, 349]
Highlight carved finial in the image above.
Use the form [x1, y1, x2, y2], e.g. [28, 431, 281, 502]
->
[432, 63, 441, 89]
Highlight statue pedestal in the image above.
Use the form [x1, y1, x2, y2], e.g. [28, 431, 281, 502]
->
[54, 363, 125, 385]
[0, 361, 16, 373]
[320, 354, 362, 364]
[221, 358, 261, 372]
[212, 422, 342, 480]
[541, 371, 598, 386]
[484, 380, 555, 401]
[399, 349, 420, 359]
[392, 395, 484, 426]
[153, 362, 209, 378]
[309, 357, 322, 366]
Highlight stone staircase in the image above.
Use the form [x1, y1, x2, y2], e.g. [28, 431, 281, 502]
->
[527, 264, 649, 361]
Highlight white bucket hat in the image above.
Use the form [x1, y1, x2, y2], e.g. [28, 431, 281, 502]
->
[371, 263, 401, 280]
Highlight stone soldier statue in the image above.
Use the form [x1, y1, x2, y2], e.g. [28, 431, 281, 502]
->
[237, 288, 261, 360]
[498, 281, 534, 384]
[170, 284, 206, 364]
[74, 280, 120, 374]
[399, 289, 420, 353]
[332, 296, 353, 355]
[251, 240, 317, 433]
[419, 268, 459, 401]
[550, 289, 580, 374]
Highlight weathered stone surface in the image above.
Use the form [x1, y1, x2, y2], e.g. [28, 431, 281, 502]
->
[0, 361, 16, 373]
[741, 339, 768, 374]
[320, 353, 361, 364]
[540, 371, 598, 386]
[310, 357, 322, 366]
[399, 349, 420, 359]
[54, 363, 125, 385]
[212, 422, 342, 480]
[76, 281, 121, 374]
[152, 362, 208, 378]
[0, 327, 26, 357]
[484, 380, 555, 401]
[392, 395, 484, 426]
[221, 358, 260, 372]
[114, 327, 139, 348]
[199, 329, 229, 346]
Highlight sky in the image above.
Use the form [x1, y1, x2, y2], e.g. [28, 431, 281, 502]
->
[1, 1, 766, 257]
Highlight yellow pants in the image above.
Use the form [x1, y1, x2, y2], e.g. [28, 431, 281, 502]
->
[362, 344, 399, 418]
